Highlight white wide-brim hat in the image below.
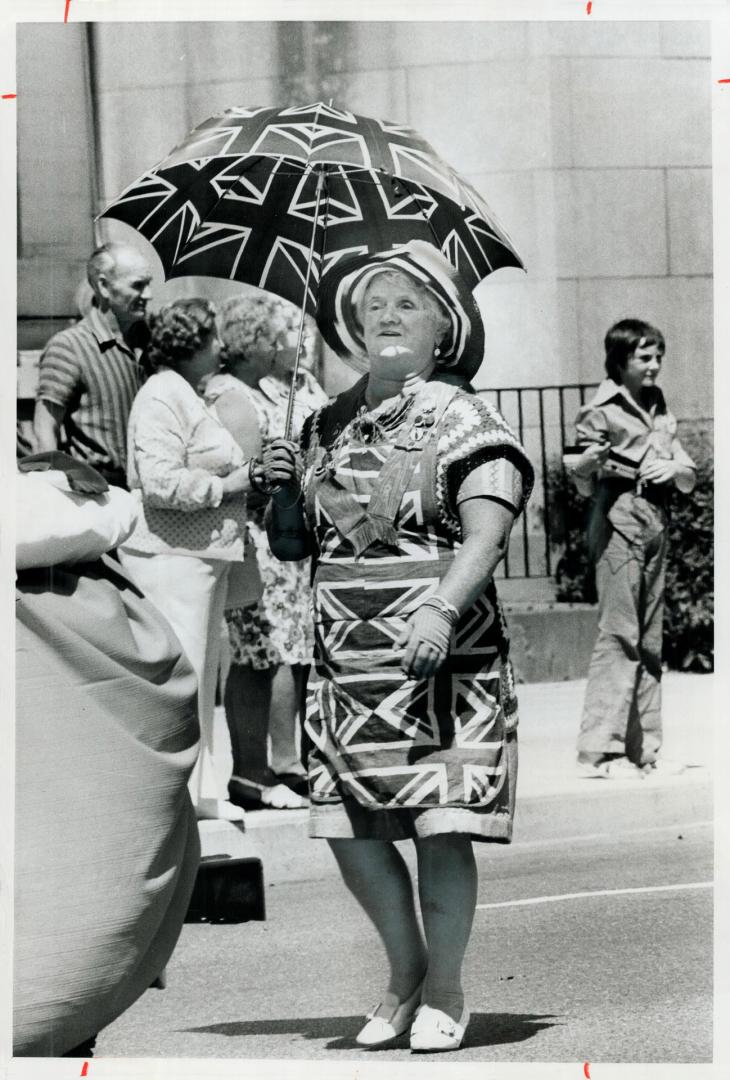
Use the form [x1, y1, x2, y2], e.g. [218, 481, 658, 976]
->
[316, 240, 486, 381]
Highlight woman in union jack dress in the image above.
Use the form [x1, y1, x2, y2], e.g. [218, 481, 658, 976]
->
[264, 242, 533, 1053]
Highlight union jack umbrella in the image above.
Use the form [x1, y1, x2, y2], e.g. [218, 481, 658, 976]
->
[100, 102, 523, 433]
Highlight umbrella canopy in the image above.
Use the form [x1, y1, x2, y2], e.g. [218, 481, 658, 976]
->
[100, 102, 524, 316]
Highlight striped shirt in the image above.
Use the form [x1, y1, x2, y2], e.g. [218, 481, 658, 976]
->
[36, 305, 147, 479]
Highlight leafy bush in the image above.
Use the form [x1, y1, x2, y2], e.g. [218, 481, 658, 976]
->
[546, 461, 596, 604]
[663, 424, 714, 672]
[546, 423, 714, 672]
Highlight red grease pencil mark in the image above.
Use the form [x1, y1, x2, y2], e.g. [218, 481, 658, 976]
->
[80, 1064, 89, 1077]
[719, 78, 730, 84]
[64, 0, 71, 22]
[584, 1065, 591, 1079]
[586, 1, 592, 13]
[2, 93, 17, 99]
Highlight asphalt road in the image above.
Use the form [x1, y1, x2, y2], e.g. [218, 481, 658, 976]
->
[95, 819, 712, 1064]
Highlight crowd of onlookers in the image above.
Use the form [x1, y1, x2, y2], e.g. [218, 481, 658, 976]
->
[26, 240, 328, 821]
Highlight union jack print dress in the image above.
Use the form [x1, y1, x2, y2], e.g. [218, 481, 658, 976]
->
[300, 375, 534, 842]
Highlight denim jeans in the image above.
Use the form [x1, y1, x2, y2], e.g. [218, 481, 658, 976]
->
[577, 490, 668, 766]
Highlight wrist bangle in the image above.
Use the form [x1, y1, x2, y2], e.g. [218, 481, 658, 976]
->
[422, 595, 460, 624]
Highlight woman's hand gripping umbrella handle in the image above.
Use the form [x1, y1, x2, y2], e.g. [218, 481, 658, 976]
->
[261, 438, 311, 561]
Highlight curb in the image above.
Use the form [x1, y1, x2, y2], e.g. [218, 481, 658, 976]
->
[199, 772, 712, 886]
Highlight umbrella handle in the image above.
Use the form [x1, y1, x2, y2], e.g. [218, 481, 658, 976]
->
[283, 167, 326, 440]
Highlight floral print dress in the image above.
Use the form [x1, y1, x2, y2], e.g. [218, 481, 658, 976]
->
[212, 370, 328, 669]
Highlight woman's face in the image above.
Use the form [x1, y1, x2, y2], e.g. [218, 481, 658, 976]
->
[360, 275, 441, 367]
[224, 332, 277, 386]
[621, 339, 663, 398]
[197, 325, 223, 375]
[274, 324, 312, 376]
[188, 323, 223, 392]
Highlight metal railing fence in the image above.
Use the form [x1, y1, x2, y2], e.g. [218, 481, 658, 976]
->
[16, 328, 597, 583]
[478, 383, 599, 579]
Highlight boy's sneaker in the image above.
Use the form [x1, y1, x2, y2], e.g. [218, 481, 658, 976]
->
[642, 758, 686, 776]
[576, 759, 610, 779]
[602, 756, 646, 780]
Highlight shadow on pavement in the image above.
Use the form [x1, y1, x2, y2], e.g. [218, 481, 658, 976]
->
[184, 1012, 560, 1050]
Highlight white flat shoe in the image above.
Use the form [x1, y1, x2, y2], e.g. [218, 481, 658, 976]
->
[356, 980, 424, 1047]
[410, 1004, 470, 1053]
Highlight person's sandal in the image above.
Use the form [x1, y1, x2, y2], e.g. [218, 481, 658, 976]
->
[271, 771, 309, 798]
[228, 776, 308, 810]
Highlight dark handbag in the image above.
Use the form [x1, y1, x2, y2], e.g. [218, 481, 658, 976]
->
[18, 451, 109, 494]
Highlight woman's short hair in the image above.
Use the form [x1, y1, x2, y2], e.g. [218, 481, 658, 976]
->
[604, 318, 665, 383]
[148, 299, 217, 371]
[218, 295, 284, 368]
[352, 268, 451, 347]
[218, 294, 313, 370]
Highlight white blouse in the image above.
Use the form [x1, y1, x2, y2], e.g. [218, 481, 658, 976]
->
[123, 367, 247, 561]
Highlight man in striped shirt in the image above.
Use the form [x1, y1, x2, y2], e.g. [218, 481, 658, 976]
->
[33, 243, 153, 488]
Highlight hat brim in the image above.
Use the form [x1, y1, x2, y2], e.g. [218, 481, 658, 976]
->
[316, 241, 486, 382]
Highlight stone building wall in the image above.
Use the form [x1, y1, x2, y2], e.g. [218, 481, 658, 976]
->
[17, 20, 713, 420]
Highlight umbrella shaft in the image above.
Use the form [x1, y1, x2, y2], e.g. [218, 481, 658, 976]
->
[284, 167, 325, 440]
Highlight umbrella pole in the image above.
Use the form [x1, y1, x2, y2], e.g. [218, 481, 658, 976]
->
[284, 167, 326, 441]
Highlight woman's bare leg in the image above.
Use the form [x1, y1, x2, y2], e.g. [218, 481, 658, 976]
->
[328, 838, 428, 1003]
[415, 834, 477, 1021]
[269, 663, 307, 777]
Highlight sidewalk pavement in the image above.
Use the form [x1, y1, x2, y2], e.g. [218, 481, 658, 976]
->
[204, 672, 713, 884]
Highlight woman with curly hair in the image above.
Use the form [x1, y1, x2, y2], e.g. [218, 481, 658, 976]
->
[118, 298, 287, 821]
[204, 294, 328, 810]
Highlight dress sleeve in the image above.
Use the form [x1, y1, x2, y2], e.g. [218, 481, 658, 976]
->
[36, 331, 82, 409]
[130, 396, 225, 511]
[435, 392, 534, 535]
[455, 458, 523, 514]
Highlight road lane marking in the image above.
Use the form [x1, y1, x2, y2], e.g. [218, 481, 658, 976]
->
[476, 881, 713, 910]
[510, 820, 712, 850]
